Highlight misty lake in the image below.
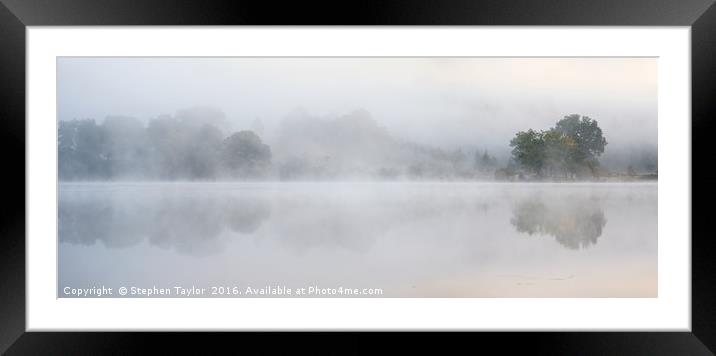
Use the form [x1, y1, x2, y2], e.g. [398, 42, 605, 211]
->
[58, 182, 657, 297]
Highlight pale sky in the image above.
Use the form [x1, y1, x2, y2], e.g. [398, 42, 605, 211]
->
[58, 57, 657, 152]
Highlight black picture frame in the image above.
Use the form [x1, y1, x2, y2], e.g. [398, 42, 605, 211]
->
[1, 0, 714, 354]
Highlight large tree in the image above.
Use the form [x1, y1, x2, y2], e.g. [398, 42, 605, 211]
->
[554, 114, 607, 174]
[146, 116, 224, 180]
[58, 119, 109, 180]
[509, 114, 607, 178]
[102, 116, 148, 178]
[542, 129, 577, 178]
[221, 131, 272, 178]
[509, 129, 546, 176]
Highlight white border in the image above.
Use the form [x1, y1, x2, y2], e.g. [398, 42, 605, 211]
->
[27, 27, 690, 331]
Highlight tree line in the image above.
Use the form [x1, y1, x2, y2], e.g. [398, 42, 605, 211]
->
[59, 114, 271, 180]
[59, 110, 619, 182]
[59, 109, 502, 181]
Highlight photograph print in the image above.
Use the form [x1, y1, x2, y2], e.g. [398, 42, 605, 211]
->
[57, 57, 657, 298]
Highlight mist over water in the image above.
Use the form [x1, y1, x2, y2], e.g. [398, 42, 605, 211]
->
[57, 57, 658, 298]
[59, 182, 657, 297]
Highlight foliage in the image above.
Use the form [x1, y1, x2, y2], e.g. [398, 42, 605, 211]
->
[554, 114, 607, 163]
[146, 115, 224, 179]
[509, 114, 607, 179]
[221, 131, 272, 178]
[509, 129, 546, 175]
[58, 119, 109, 180]
[58, 109, 270, 181]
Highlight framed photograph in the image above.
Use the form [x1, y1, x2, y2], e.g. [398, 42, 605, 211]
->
[2, 0, 714, 353]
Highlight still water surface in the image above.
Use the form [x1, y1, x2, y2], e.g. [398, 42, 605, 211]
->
[58, 182, 657, 297]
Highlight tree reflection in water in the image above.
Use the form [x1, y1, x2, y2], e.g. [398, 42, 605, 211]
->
[510, 195, 606, 250]
[59, 190, 271, 256]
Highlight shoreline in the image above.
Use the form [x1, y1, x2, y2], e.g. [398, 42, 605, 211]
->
[57, 179, 658, 185]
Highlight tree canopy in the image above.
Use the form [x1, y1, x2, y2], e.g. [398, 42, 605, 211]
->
[221, 131, 272, 178]
[509, 114, 607, 179]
